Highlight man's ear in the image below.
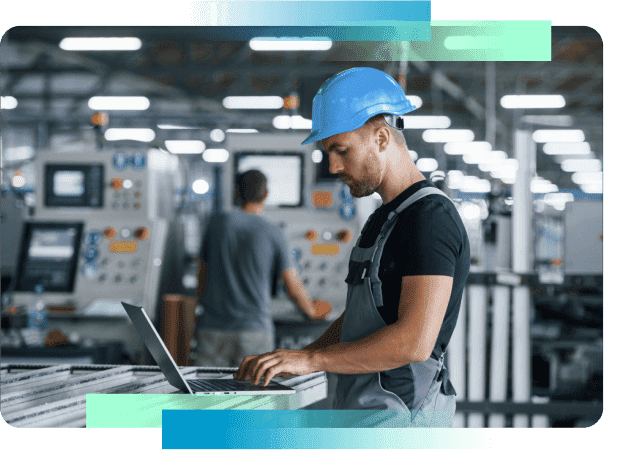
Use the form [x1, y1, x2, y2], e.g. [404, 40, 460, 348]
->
[263, 189, 269, 201]
[376, 124, 390, 153]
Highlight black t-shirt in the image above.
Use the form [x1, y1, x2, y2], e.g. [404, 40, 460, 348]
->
[358, 179, 470, 407]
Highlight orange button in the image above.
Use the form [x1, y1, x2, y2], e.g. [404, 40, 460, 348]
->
[104, 227, 117, 239]
[337, 229, 352, 243]
[134, 191, 141, 198]
[110, 178, 123, 191]
[305, 229, 318, 241]
[134, 227, 149, 240]
[134, 203, 141, 210]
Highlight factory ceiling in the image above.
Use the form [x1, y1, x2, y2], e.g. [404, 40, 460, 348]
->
[1, 26, 602, 192]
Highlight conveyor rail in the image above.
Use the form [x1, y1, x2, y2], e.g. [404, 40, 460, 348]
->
[1, 363, 328, 427]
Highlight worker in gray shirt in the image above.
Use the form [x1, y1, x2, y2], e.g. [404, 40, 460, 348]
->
[197, 169, 332, 368]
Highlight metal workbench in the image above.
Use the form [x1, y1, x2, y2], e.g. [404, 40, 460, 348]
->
[1, 363, 328, 427]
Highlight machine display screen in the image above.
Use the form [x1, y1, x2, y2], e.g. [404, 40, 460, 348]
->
[15, 222, 84, 292]
[45, 164, 104, 207]
[234, 152, 304, 207]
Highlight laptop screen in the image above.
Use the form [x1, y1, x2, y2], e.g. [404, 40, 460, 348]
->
[121, 302, 192, 393]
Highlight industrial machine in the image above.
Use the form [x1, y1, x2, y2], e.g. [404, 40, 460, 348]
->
[3, 148, 183, 362]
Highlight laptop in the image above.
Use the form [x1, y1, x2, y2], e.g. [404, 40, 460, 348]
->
[121, 302, 295, 395]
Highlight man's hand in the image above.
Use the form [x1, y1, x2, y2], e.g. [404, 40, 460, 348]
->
[233, 349, 321, 387]
[308, 299, 333, 320]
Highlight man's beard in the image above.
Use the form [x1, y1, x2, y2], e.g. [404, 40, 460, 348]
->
[342, 176, 377, 198]
[340, 154, 380, 198]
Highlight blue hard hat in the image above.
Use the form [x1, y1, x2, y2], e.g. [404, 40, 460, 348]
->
[301, 67, 418, 145]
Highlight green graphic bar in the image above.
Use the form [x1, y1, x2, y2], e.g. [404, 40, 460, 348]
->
[196, 22, 551, 61]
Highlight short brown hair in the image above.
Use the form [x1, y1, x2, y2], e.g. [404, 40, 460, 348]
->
[236, 170, 267, 205]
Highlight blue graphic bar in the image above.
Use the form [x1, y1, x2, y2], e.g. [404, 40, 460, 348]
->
[191, 1, 431, 26]
[162, 410, 484, 449]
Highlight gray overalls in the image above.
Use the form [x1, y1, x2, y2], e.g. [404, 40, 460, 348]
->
[333, 186, 456, 427]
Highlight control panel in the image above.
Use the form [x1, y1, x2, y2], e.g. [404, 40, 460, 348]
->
[11, 218, 169, 319]
[34, 149, 180, 222]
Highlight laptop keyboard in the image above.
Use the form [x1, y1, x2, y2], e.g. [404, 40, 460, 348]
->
[187, 378, 267, 392]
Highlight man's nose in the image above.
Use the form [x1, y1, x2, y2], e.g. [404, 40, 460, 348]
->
[329, 153, 343, 174]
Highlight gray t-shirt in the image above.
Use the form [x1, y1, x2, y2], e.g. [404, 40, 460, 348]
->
[199, 211, 291, 331]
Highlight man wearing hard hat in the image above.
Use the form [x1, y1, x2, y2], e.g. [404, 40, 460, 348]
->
[234, 67, 470, 427]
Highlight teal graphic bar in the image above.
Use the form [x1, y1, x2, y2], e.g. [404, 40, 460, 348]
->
[162, 410, 489, 449]
[185, 22, 550, 60]
[190, 1, 431, 26]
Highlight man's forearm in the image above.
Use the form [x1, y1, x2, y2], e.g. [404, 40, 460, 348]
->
[287, 289, 315, 317]
[310, 321, 426, 375]
[303, 313, 344, 351]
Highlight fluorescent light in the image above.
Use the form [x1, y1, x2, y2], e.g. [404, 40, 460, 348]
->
[463, 151, 493, 164]
[408, 150, 418, 161]
[500, 95, 565, 109]
[543, 142, 591, 155]
[544, 192, 575, 210]
[1, 96, 18, 109]
[249, 37, 332, 51]
[489, 160, 519, 179]
[522, 115, 574, 127]
[403, 115, 451, 129]
[165, 140, 206, 154]
[532, 129, 585, 143]
[479, 157, 518, 173]
[60, 37, 142, 51]
[88, 96, 149, 111]
[104, 128, 155, 142]
[460, 202, 482, 220]
[445, 141, 492, 156]
[273, 116, 291, 130]
[460, 176, 491, 193]
[423, 129, 474, 143]
[416, 158, 438, 172]
[226, 129, 259, 133]
[202, 149, 229, 163]
[581, 183, 603, 194]
[223, 96, 283, 109]
[192, 179, 210, 195]
[572, 172, 603, 185]
[406, 96, 423, 109]
[561, 158, 602, 172]
[210, 129, 226, 142]
[553, 152, 596, 165]
[470, 150, 507, 165]
[157, 124, 200, 130]
[446, 170, 465, 190]
[3, 146, 34, 161]
[312, 150, 323, 163]
[273, 115, 312, 130]
[531, 178, 558, 194]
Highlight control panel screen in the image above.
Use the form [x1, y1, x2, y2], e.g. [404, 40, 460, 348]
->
[45, 164, 104, 207]
[15, 222, 84, 292]
[235, 152, 304, 207]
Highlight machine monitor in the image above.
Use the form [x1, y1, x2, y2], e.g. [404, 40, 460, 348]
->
[234, 152, 304, 207]
[15, 222, 84, 292]
[45, 163, 104, 207]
